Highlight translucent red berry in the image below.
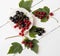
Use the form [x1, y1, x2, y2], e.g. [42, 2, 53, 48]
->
[49, 12, 54, 16]
[14, 24, 18, 28]
[19, 33, 24, 36]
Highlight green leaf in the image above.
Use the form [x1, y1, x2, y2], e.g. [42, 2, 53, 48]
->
[32, 39, 39, 43]
[32, 6, 50, 15]
[19, 0, 33, 12]
[29, 32, 36, 38]
[32, 8, 43, 14]
[8, 42, 23, 54]
[41, 17, 48, 22]
[29, 26, 37, 38]
[31, 43, 39, 54]
[43, 6, 50, 15]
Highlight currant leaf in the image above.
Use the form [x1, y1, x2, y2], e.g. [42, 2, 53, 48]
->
[8, 42, 23, 54]
[29, 26, 37, 38]
[41, 17, 48, 22]
[31, 43, 39, 54]
[19, 0, 33, 12]
[32, 39, 39, 43]
[43, 6, 50, 15]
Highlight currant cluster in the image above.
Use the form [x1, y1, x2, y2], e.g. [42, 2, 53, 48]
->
[34, 11, 54, 19]
[22, 40, 33, 48]
[34, 11, 47, 19]
[10, 11, 31, 36]
[35, 28, 45, 36]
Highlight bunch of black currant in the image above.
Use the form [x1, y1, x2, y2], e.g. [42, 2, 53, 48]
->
[35, 28, 45, 36]
[10, 11, 29, 24]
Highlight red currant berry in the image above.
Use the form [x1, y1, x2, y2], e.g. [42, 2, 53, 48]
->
[49, 12, 54, 16]
[21, 28, 25, 33]
[35, 14, 38, 17]
[19, 26, 21, 29]
[46, 16, 49, 19]
[42, 12, 46, 15]
[35, 11, 39, 14]
[19, 33, 24, 36]
[28, 22, 31, 25]
[39, 16, 43, 19]
[29, 42, 33, 48]
[25, 26, 29, 29]
[22, 41, 25, 44]
[14, 24, 18, 28]
[21, 33, 24, 36]
[19, 33, 21, 35]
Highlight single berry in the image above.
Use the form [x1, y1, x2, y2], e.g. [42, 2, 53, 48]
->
[10, 16, 13, 20]
[49, 12, 54, 16]
[42, 30, 45, 33]
[38, 32, 42, 36]
[42, 12, 46, 15]
[20, 12, 24, 16]
[14, 24, 18, 28]
[39, 16, 43, 19]
[35, 11, 39, 14]
[19, 33, 24, 36]
[29, 42, 33, 48]
[22, 41, 25, 44]
[21, 28, 25, 33]
[16, 11, 20, 14]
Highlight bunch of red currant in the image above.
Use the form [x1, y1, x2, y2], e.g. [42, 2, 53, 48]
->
[34, 11, 47, 19]
[22, 39, 33, 48]
[34, 11, 54, 19]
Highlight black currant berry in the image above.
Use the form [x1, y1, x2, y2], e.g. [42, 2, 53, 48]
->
[38, 32, 42, 36]
[16, 11, 20, 14]
[26, 17, 29, 20]
[23, 15, 27, 18]
[42, 30, 45, 33]
[20, 12, 24, 15]
[10, 16, 13, 20]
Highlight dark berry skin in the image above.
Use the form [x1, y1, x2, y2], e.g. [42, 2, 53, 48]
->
[38, 32, 42, 36]
[10, 17, 15, 22]
[42, 30, 45, 33]
[23, 15, 27, 18]
[49, 12, 54, 16]
[20, 12, 24, 15]
[16, 11, 20, 14]
[10, 16, 13, 20]
[25, 17, 29, 20]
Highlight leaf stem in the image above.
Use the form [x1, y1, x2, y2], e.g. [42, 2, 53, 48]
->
[52, 8, 60, 13]
[0, 21, 10, 28]
[38, 25, 60, 40]
[51, 16, 58, 23]
[5, 35, 20, 39]
[31, 0, 43, 8]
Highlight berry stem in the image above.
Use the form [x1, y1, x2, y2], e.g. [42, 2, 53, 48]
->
[51, 17, 58, 23]
[0, 21, 10, 28]
[5, 35, 20, 39]
[52, 8, 60, 13]
[31, 0, 43, 8]
[5, 35, 27, 39]
[38, 25, 60, 40]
